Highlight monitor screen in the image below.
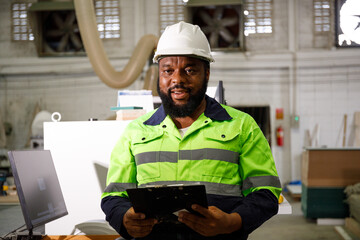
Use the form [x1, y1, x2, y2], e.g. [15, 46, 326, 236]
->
[8, 150, 68, 231]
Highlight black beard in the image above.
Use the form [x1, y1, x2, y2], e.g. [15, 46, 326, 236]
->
[157, 79, 208, 118]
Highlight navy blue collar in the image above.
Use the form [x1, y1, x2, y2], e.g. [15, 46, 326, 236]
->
[143, 95, 232, 126]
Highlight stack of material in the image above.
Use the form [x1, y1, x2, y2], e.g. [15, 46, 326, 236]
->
[301, 148, 360, 218]
[110, 107, 147, 121]
[344, 183, 360, 238]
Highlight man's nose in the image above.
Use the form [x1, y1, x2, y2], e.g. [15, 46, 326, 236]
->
[171, 70, 186, 84]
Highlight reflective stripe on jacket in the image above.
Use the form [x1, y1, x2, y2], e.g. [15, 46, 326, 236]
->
[102, 96, 281, 200]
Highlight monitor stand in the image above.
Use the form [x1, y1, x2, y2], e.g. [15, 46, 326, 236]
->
[4, 229, 42, 240]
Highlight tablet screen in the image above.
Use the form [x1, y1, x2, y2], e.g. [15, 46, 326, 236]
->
[126, 184, 208, 219]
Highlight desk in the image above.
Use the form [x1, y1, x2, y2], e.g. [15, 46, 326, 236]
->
[43, 236, 120, 240]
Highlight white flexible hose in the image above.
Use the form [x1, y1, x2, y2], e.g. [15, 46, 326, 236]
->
[74, 0, 158, 89]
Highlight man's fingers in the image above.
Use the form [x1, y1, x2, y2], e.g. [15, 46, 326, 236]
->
[127, 218, 156, 227]
[124, 212, 157, 228]
[126, 220, 156, 238]
[127, 224, 151, 232]
[128, 212, 146, 220]
[191, 204, 213, 218]
[125, 207, 146, 220]
[127, 226, 153, 239]
[179, 211, 206, 228]
[178, 213, 209, 236]
[179, 205, 236, 237]
[123, 207, 158, 238]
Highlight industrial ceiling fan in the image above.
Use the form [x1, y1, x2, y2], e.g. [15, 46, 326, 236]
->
[43, 11, 83, 53]
[192, 6, 240, 49]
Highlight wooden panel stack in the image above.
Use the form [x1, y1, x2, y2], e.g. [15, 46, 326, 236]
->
[344, 184, 360, 238]
[301, 148, 360, 219]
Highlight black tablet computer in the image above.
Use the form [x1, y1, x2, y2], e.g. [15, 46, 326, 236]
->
[126, 184, 208, 219]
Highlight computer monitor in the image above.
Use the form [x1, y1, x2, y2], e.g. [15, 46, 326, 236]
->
[7, 150, 68, 237]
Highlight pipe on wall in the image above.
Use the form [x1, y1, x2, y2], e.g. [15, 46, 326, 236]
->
[143, 65, 159, 96]
[74, 0, 158, 89]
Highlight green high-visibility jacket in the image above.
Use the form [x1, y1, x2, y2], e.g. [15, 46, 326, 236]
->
[102, 96, 281, 200]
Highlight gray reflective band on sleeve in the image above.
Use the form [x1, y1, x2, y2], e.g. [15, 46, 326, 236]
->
[135, 148, 239, 165]
[138, 181, 242, 197]
[103, 182, 137, 193]
[242, 175, 281, 191]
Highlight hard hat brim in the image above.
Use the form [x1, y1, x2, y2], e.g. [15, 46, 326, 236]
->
[153, 48, 214, 63]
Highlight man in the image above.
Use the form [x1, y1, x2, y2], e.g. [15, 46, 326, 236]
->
[101, 21, 281, 240]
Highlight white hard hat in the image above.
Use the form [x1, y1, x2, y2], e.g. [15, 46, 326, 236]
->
[153, 21, 214, 63]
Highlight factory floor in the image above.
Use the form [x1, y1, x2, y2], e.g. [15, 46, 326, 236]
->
[0, 193, 347, 239]
[249, 194, 345, 240]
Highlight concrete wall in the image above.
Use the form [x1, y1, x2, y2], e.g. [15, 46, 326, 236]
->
[1, 0, 360, 185]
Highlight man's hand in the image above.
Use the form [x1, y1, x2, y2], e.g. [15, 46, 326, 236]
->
[123, 207, 158, 238]
[178, 204, 242, 237]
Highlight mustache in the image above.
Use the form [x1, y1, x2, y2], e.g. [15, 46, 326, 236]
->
[168, 84, 191, 92]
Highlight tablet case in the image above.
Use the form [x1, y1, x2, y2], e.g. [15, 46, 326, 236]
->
[126, 184, 208, 219]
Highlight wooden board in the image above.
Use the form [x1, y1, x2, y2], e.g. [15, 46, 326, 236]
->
[345, 217, 360, 239]
[42, 235, 120, 240]
[0, 194, 19, 205]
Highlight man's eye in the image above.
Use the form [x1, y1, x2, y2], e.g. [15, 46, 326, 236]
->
[186, 69, 195, 74]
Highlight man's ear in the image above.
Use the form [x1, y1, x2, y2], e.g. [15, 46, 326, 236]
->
[205, 68, 210, 83]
